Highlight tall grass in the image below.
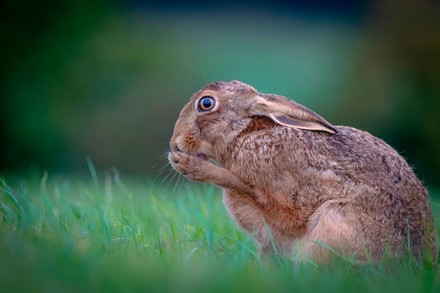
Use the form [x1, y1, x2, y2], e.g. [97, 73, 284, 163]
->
[1, 171, 439, 292]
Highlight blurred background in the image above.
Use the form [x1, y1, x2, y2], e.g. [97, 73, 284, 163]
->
[1, 0, 439, 186]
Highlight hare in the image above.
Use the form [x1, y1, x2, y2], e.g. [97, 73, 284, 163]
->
[168, 80, 438, 264]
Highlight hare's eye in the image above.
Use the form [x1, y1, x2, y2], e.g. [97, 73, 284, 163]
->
[198, 96, 216, 112]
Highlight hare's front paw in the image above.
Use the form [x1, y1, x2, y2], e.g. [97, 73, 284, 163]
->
[168, 151, 210, 182]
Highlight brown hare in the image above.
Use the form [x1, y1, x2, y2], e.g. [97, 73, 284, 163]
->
[168, 80, 438, 264]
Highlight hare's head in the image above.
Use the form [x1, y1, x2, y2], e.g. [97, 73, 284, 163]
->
[170, 80, 336, 165]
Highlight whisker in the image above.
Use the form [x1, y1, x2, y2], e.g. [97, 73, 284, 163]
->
[172, 173, 182, 195]
[165, 171, 179, 190]
[154, 162, 171, 180]
[160, 168, 176, 185]
[158, 152, 170, 159]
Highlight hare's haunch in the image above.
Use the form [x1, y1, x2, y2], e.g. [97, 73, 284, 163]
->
[168, 80, 438, 264]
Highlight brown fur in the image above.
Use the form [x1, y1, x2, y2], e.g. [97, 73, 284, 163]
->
[168, 80, 438, 264]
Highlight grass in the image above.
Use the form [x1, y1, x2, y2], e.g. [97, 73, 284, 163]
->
[1, 170, 440, 293]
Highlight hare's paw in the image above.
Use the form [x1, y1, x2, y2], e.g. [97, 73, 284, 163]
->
[168, 151, 210, 182]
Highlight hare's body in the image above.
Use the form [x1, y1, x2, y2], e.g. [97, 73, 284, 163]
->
[169, 81, 438, 263]
[221, 121, 436, 262]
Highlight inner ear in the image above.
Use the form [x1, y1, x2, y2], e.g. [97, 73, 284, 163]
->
[269, 113, 336, 134]
[249, 95, 337, 134]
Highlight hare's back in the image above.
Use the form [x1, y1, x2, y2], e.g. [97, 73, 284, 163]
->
[326, 126, 426, 199]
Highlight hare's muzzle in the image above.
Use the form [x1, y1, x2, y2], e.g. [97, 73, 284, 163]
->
[170, 143, 179, 152]
[169, 133, 215, 163]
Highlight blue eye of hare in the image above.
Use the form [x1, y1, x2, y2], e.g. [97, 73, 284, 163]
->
[198, 96, 216, 112]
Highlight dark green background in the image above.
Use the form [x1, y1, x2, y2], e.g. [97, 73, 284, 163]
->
[1, 0, 439, 186]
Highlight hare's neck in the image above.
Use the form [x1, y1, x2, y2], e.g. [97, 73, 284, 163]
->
[212, 139, 241, 171]
[215, 116, 278, 170]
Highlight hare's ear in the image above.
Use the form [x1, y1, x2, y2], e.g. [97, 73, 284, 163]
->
[248, 95, 337, 134]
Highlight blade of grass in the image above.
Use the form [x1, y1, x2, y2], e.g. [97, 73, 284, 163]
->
[86, 156, 100, 192]
[262, 215, 283, 268]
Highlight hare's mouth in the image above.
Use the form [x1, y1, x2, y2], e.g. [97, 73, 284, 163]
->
[196, 153, 208, 161]
[188, 151, 218, 165]
[172, 146, 209, 161]
[187, 152, 210, 161]
[171, 149, 220, 166]
[172, 135, 215, 162]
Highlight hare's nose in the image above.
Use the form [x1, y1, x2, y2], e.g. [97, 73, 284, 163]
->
[170, 141, 180, 152]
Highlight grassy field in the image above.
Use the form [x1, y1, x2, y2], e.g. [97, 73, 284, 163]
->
[1, 169, 440, 292]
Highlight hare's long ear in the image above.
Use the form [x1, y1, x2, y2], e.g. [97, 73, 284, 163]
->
[248, 95, 337, 134]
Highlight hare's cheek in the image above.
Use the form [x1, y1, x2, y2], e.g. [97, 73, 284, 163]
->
[198, 141, 215, 158]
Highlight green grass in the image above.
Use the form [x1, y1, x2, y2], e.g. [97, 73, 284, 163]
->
[1, 171, 440, 293]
